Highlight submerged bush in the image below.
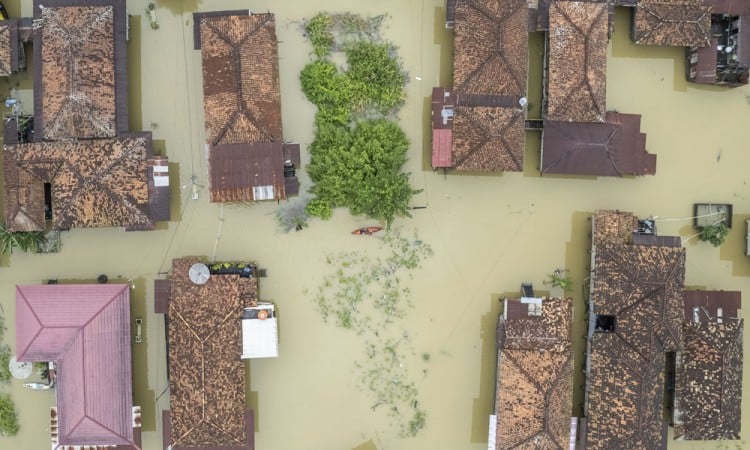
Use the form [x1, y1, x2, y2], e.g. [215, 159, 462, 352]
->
[0, 394, 19, 436]
[698, 223, 730, 247]
[0, 345, 11, 383]
[0, 224, 46, 255]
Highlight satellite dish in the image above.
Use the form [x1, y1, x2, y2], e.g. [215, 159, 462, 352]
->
[188, 263, 210, 285]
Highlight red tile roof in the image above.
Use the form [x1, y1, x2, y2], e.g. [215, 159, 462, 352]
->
[15, 284, 135, 448]
[632, 0, 711, 47]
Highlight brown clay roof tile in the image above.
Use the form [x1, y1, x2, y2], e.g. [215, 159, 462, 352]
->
[200, 13, 282, 146]
[167, 258, 258, 448]
[452, 105, 525, 172]
[547, 1, 608, 122]
[633, 0, 711, 47]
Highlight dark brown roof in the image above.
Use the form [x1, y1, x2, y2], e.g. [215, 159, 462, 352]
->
[674, 317, 743, 440]
[208, 142, 295, 202]
[199, 13, 282, 146]
[541, 112, 656, 176]
[633, 0, 711, 47]
[591, 242, 686, 353]
[704, 0, 750, 14]
[585, 333, 667, 450]
[495, 298, 573, 449]
[547, 1, 608, 122]
[167, 257, 257, 449]
[592, 210, 639, 246]
[452, 105, 524, 172]
[33, 0, 129, 140]
[453, 0, 528, 96]
[3, 133, 161, 231]
[0, 20, 18, 76]
[683, 290, 741, 324]
[585, 229, 686, 450]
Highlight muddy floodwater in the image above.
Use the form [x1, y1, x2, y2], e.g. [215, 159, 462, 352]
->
[1, 1, 750, 449]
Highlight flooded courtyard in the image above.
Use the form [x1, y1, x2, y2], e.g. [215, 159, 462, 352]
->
[1, 1, 750, 449]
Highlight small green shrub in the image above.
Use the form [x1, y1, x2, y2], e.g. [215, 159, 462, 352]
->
[547, 269, 573, 291]
[0, 345, 11, 383]
[0, 393, 19, 436]
[0, 224, 46, 254]
[305, 13, 334, 58]
[699, 223, 730, 247]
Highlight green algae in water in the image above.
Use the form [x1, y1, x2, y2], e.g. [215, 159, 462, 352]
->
[312, 230, 432, 437]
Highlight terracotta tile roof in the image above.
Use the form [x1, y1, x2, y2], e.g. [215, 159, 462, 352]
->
[3, 133, 158, 231]
[674, 291, 743, 440]
[167, 258, 257, 449]
[585, 213, 686, 450]
[585, 333, 667, 450]
[632, 0, 711, 47]
[592, 210, 639, 246]
[495, 298, 573, 449]
[208, 142, 291, 202]
[452, 105, 524, 172]
[34, 0, 128, 140]
[451, 0, 527, 172]
[541, 112, 656, 176]
[453, 0, 528, 96]
[547, 2, 608, 123]
[591, 242, 686, 353]
[674, 319, 743, 440]
[199, 13, 282, 146]
[0, 20, 18, 76]
[15, 284, 135, 448]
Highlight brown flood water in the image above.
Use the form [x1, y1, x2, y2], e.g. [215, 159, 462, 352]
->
[1, 1, 750, 449]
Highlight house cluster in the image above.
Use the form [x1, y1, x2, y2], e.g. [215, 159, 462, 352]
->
[433, 0, 750, 173]
[491, 210, 744, 449]
[4, 2, 289, 450]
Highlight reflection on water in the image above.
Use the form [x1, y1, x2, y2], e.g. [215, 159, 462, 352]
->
[1, 2, 750, 450]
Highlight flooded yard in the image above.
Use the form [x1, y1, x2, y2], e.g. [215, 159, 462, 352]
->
[1, 1, 749, 450]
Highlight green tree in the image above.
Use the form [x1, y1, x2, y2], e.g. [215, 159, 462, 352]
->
[0, 393, 19, 436]
[699, 223, 730, 247]
[345, 41, 407, 114]
[0, 345, 11, 383]
[306, 120, 417, 226]
[305, 13, 334, 59]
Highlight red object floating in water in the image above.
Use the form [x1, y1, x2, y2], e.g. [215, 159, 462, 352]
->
[351, 226, 383, 236]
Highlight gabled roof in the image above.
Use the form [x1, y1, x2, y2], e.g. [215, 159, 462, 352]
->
[674, 319, 743, 440]
[632, 0, 711, 47]
[167, 258, 256, 449]
[452, 105, 525, 172]
[495, 297, 573, 449]
[674, 291, 743, 440]
[33, 0, 128, 140]
[15, 284, 135, 448]
[3, 133, 157, 231]
[548, 1, 608, 122]
[542, 112, 656, 176]
[199, 12, 282, 146]
[586, 333, 667, 450]
[208, 142, 293, 203]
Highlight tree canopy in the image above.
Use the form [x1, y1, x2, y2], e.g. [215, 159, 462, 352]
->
[300, 12, 417, 227]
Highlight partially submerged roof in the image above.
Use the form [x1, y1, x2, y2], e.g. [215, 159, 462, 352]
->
[542, 112, 656, 176]
[452, 0, 528, 172]
[585, 219, 686, 450]
[3, 133, 163, 231]
[0, 20, 19, 76]
[198, 12, 282, 146]
[547, 1, 608, 122]
[632, 0, 711, 47]
[495, 297, 573, 449]
[33, 0, 128, 140]
[674, 310, 743, 440]
[167, 258, 256, 449]
[452, 105, 524, 172]
[208, 142, 299, 202]
[15, 284, 135, 448]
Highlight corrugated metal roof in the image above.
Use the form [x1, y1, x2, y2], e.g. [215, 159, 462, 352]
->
[15, 284, 135, 448]
[208, 142, 286, 202]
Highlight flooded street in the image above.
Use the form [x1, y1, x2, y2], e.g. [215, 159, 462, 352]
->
[1, 1, 750, 449]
